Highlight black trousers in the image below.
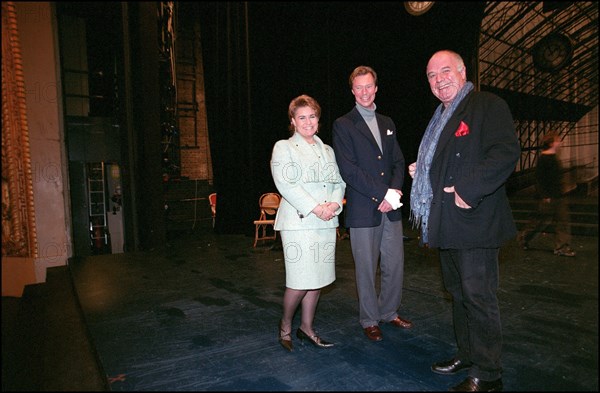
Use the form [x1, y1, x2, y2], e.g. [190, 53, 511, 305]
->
[439, 247, 502, 381]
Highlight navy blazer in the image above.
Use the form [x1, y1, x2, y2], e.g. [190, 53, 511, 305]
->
[427, 91, 520, 248]
[332, 106, 405, 227]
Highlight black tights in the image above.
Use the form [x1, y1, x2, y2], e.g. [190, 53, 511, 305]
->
[280, 288, 320, 337]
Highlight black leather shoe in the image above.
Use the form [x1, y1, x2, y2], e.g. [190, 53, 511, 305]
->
[296, 328, 334, 348]
[449, 376, 503, 391]
[431, 358, 472, 375]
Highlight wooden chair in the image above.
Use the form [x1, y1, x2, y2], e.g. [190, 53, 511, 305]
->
[253, 192, 281, 247]
[208, 193, 217, 228]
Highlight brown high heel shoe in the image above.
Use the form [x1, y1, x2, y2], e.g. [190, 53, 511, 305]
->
[296, 328, 334, 348]
[278, 320, 293, 352]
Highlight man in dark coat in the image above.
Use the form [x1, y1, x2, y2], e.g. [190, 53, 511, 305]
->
[409, 50, 520, 392]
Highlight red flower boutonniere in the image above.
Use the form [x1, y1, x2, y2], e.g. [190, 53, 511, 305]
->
[454, 121, 470, 137]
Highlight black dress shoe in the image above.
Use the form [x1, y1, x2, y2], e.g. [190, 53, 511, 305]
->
[296, 328, 334, 348]
[449, 376, 503, 392]
[431, 358, 472, 375]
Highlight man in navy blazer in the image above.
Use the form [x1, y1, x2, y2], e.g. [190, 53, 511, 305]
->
[332, 66, 412, 342]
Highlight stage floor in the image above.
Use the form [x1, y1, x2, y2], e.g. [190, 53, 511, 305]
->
[62, 221, 598, 391]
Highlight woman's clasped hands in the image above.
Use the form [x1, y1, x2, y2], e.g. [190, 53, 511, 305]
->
[313, 202, 339, 221]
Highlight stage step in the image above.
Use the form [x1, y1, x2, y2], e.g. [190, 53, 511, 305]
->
[1, 266, 108, 391]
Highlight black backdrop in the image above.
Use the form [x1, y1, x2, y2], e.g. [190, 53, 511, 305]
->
[191, 1, 485, 235]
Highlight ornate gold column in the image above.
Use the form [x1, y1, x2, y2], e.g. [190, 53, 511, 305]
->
[2, 1, 39, 297]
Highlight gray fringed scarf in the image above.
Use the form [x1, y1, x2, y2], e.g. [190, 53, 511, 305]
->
[410, 82, 474, 243]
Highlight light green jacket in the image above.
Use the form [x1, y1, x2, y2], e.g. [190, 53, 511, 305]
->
[270, 132, 346, 231]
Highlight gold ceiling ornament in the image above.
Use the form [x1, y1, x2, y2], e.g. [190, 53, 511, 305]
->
[404, 1, 435, 16]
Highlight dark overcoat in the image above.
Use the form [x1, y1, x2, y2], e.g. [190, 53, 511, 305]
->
[427, 91, 520, 249]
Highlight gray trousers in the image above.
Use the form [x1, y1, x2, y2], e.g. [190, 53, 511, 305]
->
[350, 215, 405, 328]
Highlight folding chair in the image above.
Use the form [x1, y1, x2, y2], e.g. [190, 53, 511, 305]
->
[253, 192, 281, 247]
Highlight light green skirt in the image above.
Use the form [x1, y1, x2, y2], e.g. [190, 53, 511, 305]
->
[280, 228, 336, 290]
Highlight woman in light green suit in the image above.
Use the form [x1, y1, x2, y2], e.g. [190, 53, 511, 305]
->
[270, 95, 346, 352]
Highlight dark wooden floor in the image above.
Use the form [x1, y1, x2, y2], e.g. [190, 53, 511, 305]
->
[2, 191, 598, 391]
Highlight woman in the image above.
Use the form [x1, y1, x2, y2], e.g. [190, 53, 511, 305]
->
[270, 94, 346, 351]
